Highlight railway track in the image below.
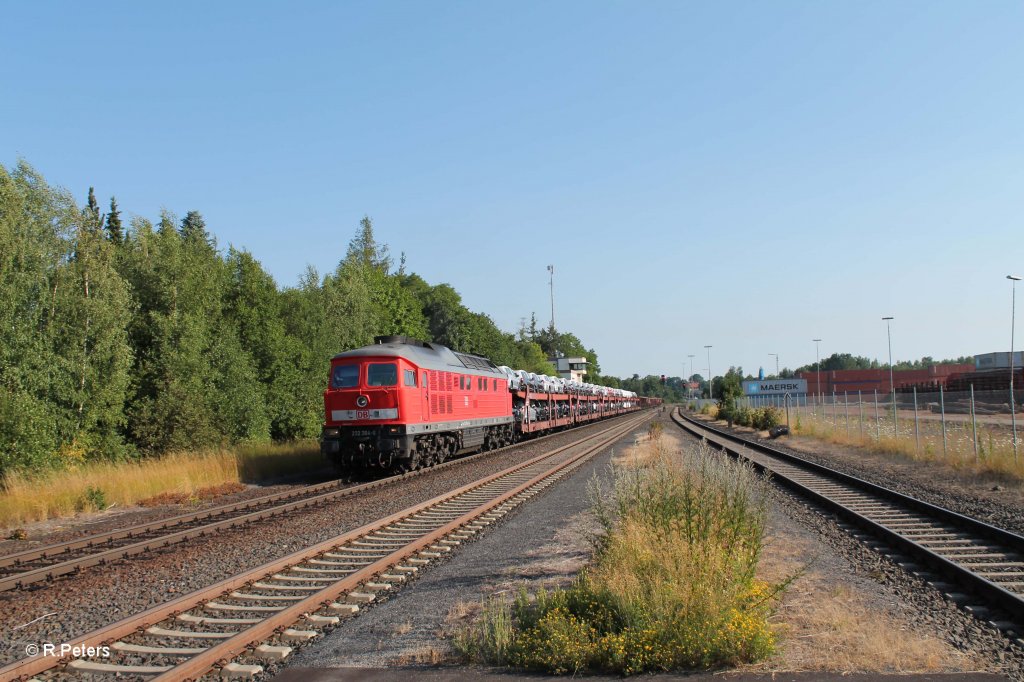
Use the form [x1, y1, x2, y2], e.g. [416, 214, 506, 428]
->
[2, 411, 650, 680]
[671, 409, 1024, 633]
[0, 418, 628, 594]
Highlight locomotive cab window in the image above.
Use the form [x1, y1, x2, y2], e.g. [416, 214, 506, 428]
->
[404, 369, 416, 387]
[331, 364, 359, 389]
[367, 363, 398, 387]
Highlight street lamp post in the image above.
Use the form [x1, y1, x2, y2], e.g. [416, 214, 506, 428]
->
[705, 345, 713, 400]
[883, 317, 897, 434]
[687, 354, 695, 398]
[813, 339, 822, 405]
[769, 353, 779, 378]
[547, 265, 555, 333]
[1009, 275, 1021, 461]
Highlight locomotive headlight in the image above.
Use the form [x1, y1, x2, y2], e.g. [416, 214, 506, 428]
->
[323, 427, 340, 438]
[356, 395, 369, 408]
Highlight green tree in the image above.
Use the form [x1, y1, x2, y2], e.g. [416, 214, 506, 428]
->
[224, 248, 306, 440]
[85, 186, 102, 230]
[0, 163, 134, 470]
[120, 212, 269, 453]
[105, 196, 123, 245]
[713, 367, 744, 403]
[51, 194, 135, 458]
[179, 210, 210, 246]
[0, 162, 69, 470]
[345, 215, 391, 272]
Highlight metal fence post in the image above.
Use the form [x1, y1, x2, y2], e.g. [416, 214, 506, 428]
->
[785, 393, 791, 427]
[858, 390, 864, 438]
[913, 386, 920, 454]
[971, 384, 979, 462]
[874, 389, 881, 440]
[940, 384, 947, 458]
[832, 390, 837, 428]
[844, 391, 850, 436]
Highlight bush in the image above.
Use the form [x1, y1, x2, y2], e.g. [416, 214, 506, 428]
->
[734, 405, 753, 427]
[699, 403, 719, 419]
[751, 407, 782, 431]
[77, 486, 107, 512]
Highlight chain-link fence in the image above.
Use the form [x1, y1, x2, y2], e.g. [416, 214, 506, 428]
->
[739, 387, 1022, 475]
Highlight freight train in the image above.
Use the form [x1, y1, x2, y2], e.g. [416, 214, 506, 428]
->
[320, 336, 660, 472]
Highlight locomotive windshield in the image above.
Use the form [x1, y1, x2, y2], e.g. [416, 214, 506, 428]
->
[367, 363, 398, 387]
[331, 364, 359, 388]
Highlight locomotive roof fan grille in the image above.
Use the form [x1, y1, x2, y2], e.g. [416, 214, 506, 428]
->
[374, 335, 429, 347]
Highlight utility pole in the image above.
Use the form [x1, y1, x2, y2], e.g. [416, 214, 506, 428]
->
[769, 353, 779, 378]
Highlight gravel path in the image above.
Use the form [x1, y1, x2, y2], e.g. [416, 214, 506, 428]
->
[0, 418, 637, 667]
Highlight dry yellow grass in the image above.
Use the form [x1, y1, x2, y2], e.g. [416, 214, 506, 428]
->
[791, 408, 1024, 482]
[751, 532, 973, 673]
[0, 440, 323, 528]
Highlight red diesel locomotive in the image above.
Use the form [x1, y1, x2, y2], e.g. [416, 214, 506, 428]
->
[320, 336, 658, 472]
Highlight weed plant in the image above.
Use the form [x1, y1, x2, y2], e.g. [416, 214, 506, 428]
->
[456, 438, 781, 675]
[699, 403, 720, 419]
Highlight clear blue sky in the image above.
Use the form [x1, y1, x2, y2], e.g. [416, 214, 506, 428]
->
[3, 1, 1022, 379]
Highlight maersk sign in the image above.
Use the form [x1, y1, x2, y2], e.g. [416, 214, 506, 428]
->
[742, 379, 807, 396]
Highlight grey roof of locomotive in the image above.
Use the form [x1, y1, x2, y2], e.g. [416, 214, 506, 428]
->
[331, 337, 504, 376]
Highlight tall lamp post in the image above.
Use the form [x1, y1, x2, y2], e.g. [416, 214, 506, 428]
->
[768, 353, 779, 378]
[705, 345, 713, 400]
[813, 339, 822, 404]
[1009, 275, 1021, 461]
[687, 354, 695, 398]
[547, 265, 555, 332]
[882, 317, 897, 433]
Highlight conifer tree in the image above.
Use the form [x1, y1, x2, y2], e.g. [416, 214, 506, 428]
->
[179, 210, 210, 246]
[105, 197, 123, 245]
[84, 187, 103, 234]
[345, 216, 391, 272]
